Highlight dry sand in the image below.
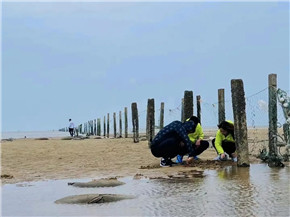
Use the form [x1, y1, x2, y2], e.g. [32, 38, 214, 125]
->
[1, 128, 283, 185]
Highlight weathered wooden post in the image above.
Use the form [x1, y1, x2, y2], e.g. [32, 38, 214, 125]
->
[91, 120, 94, 135]
[119, 111, 122, 138]
[107, 113, 110, 138]
[79, 124, 82, 134]
[103, 116, 106, 137]
[94, 119, 96, 135]
[268, 74, 282, 166]
[231, 79, 250, 167]
[97, 118, 101, 136]
[124, 107, 128, 138]
[218, 88, 225, 124]
[146, 99, 155, 142]
[131, 102, 139, 143]
[196, 95, 201, 124]
[160, 102, 164, 129]
[113, 112, 117, 138]
[183, 90, 193, 122]
[181, 98, 184, 121]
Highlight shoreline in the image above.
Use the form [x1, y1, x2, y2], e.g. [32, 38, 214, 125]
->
[2, 127, 281, 185]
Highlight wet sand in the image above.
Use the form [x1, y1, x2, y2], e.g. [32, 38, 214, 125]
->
[1, 128, 282, 185]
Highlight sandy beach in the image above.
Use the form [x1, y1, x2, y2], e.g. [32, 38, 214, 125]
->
[1, 128, 284, 185]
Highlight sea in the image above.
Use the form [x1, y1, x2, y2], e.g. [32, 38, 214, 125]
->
[1, 131, 69, 140]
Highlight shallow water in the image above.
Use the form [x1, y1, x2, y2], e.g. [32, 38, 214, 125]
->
[2, 164, 289, 216]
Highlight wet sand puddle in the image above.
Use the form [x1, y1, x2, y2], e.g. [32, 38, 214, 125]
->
[2, 164, 289, 216]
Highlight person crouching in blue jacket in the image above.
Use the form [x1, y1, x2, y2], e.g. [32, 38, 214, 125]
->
[150, 120, 197, 167]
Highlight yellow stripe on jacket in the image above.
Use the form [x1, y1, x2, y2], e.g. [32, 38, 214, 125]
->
[188, 123, 204, 144]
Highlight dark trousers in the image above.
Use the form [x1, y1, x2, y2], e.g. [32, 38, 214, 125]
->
[195, 140, 209, 156]
[150, 137, 187, 159]
[212, 139, 236, 155]
[69, 128, 74, 137]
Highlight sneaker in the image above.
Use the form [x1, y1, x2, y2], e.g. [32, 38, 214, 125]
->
[213, 155, 228, 161]
[214, 155, 221, 161]
[160, 158, 171, 167]
[232, 157, 237, 162]
[176, 155, 183, 163]
[193, 156, 199, 160]
[160, 158, 177, 167]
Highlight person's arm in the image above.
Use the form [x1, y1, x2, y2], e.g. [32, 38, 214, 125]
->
[198, 124, 204, 140]
[174, 123, 195, 157]
[215, 130, 225, 155]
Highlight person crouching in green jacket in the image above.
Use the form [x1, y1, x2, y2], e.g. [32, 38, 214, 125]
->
[212, 120, 237, 162]
[176, 116, 209, 163]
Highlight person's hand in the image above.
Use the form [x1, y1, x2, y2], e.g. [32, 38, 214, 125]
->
[186, 157, 194, 165]
[220, 153, 226, 159]
[195, 139, 201, 147]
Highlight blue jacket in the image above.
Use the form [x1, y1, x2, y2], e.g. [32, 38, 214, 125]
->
[151, 120, 196, 157]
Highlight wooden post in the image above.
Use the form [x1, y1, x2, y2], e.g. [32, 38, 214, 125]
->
[218, 88, 225, 124]
[146, 98, 155, 142]
[97, 118, 101, 136]
[196, 95, 201, 124]
[268, 74, 279, 158]
[103, 116, 106, 137]
[160, 102, 164, 129]
[181, 98, 184, 121]
[283, 123, 290, 161]
[113, 112, 117, 138]
[183, 90, 193, 122]
[119, 111, 122, 138]
[94, 119, 96, 135]
[107, 113, 110, 138]
[124, 107, 128, 138]
[131, 102, 139, 143]
[231, 79, 250, 167]
[91, 120, 93, 135]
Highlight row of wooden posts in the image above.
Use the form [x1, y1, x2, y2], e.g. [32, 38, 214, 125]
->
[61, 74, 283, 167]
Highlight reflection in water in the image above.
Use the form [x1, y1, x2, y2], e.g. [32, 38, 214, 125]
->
[2, 164, 290, 216]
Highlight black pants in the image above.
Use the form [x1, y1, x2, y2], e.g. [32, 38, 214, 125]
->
[212, 139, 236, 155]
[195, 140, 209, 155]
[150, 137, 188, 159]
[69, 128, 74, 137]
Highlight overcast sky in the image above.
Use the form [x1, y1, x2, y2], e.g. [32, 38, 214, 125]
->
[2, 1, 289, 132]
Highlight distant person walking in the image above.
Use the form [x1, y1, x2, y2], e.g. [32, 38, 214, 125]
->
[68, 119, 75, 137]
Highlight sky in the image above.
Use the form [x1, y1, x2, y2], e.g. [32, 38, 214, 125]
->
[1, 1, 289, 132]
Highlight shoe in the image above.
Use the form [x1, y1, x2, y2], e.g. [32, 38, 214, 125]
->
[214, 155, 228, 161]
[193, 156, 199, 160]
[214, 155, 221, 161]
[232, 157, 237, 162]
[160, 158, 177, 167]
[160, 158, 171, 167]
[176, 155, 183, 163]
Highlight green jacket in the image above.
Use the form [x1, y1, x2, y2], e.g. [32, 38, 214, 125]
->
[188, 123, 204, 144]
[215, 120, 235, 154]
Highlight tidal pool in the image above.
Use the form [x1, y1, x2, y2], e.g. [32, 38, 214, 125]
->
[2, 164, 289, 216]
